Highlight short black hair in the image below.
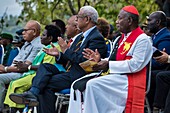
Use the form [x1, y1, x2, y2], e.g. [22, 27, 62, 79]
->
[45, 24, 61, 42]
[52, 19, 66, 35]
[157, 12, 167, 27]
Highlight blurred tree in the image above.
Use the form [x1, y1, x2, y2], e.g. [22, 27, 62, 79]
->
[15, 0, 158, 28]
[155, 0, 170, 17]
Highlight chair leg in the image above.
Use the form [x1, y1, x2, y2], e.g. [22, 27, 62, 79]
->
[58, 98, 64, 113]
[145, 97, 151, 113]
[55, 95, 60, 111]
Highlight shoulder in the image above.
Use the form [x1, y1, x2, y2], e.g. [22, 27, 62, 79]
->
[135, 33, 152, 44]
[31, 37, 43, 48]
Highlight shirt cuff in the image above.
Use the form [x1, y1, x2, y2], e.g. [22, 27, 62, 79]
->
[167, 56, 170, 63]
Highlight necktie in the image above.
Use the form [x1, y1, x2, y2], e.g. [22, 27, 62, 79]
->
[65, 35, 84, 71]
[74, 35, 84, 52]
[67, 38, 73, 48]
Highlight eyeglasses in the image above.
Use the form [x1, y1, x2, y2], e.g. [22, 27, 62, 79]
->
[23, 28, 35, 32]
[76, 14, 87, 19]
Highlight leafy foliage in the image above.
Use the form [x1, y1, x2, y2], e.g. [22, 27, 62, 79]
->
[16, 0, 158, 28]
[1, 0, 159, 34]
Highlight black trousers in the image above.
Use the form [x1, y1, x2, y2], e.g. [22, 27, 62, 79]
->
[32, 63, 72, 113]
[153, 71, 170, 113]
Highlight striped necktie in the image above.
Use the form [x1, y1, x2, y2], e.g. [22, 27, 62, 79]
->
[65, 35, 84, 71]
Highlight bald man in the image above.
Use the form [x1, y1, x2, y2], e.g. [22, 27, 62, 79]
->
[0, 20, 43, 112]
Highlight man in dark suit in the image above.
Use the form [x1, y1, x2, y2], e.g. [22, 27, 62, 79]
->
[151, 51, 170, 113]
[10, 6, 107, 113]
[147, 11, 170, 111]
[147, 11, 170, 70]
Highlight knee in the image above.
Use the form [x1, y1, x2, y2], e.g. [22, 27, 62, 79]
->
[40, 63, 55, 69]
[86, 79, 98, 89]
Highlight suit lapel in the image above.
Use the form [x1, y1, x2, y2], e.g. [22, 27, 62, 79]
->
[80, 27, 97, 47]
[70, 34, 82, 50]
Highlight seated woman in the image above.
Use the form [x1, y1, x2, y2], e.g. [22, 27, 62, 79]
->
[4, 24, 63, 112]
[97, 17, 111, 57]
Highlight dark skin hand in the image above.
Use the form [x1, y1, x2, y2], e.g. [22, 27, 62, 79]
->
[43, 42, 60, 57]
[57, 37, 68, 53]
[93, 60, 109, 71]
[13, 61, 29, 72]
[153, 49, 169, 64]
[82, 48, 109, 71]
[43, 37, 68, 56]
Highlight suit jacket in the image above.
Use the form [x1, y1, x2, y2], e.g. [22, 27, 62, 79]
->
[152, 28, 170, 70]
[57, 27, 107, 82]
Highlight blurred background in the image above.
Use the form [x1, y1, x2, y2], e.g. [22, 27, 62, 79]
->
[0, 0, 169, 35]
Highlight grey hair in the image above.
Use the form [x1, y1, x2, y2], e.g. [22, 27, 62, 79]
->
[80, 6, 98, 24]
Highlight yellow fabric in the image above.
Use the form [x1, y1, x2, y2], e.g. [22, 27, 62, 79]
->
[4, 46, 59, 108]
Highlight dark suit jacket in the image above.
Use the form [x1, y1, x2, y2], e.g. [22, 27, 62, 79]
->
[152, 28, 170, 70]
[57, 27, 107, 82]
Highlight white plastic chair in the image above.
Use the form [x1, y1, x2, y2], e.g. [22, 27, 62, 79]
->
[145, 60, 152, 113]
[0, 44, 4, 64]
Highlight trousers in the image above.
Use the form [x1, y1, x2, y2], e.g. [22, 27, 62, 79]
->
[153, 71, 170, 113]
[31, 63, 72, 113]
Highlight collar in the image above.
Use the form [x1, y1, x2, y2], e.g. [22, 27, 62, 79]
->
[82, 26, 96, 39]
[72, 32, 83, 42]
[25, 36, 41, 45]
[155, 27, 166, 36]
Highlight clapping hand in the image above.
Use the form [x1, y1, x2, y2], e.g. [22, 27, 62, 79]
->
[82, 48, 101, 62]
[43, 42, 60, 56]
[58, 37, 68, 53]
[82, 48, 108, 71]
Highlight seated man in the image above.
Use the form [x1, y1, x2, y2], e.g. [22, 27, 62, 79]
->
[0, 33, 13, 66]
[9, 6, 107, 113]
[68, 5, 153, 113]
[151, 51, 170, 113]
[6, 30, 25, 66]
[3, 24, 62, 112]
[146, 11, 170, 110]
[0, 20, 43, 112]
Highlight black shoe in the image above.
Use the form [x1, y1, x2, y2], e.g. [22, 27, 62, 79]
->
[9, 91, 39, 107]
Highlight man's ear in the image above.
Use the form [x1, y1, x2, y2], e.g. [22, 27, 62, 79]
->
[32, 29, 36, 36]
[86, 17, 91, 23]
[128, 17, 133, 25]
[157, 19, 161, 26]
[48, 36, 53, 42]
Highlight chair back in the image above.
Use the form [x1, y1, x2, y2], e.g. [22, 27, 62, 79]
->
[0, 45, 4, 64]
[146, 60, 152, 94]
[6, 47, 20, 66]
[106, 39, 113, 58]
[145, 60, 152, 113]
